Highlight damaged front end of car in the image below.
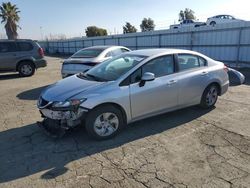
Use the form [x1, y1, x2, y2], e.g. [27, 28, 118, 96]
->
[37, 97, 88, 138]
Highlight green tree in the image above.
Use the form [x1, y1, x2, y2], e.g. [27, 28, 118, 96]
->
[123, 22, 137, 34]
[85, 26, 107, 37]
[0, 2, 21, 39]
[140, 18, 155, 32]
[179, 8, 196, 22]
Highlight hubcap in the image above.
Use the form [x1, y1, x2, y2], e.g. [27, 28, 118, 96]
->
[21, 65, 32, 75]
[206, 86, 218, 106]
[93, 113, 119, 137]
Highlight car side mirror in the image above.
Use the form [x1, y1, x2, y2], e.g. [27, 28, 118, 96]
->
[139, 72, 155, 87]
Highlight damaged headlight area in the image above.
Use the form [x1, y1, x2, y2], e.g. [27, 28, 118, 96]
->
[37, 98, 88, 137]
[51, 98, 87, 111]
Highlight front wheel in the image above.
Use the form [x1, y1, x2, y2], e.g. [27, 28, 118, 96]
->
[200, 84, 219, 109]
[85, 105, 125, 140]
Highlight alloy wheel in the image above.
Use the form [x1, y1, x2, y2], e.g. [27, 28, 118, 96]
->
[206, 86, 218, 106]
[21, 64, 33, 75]
[93, 112, 119, 137]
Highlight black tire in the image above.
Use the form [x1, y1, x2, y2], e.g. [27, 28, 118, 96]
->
[18, 61, 35, 77]
[210, 21, 216, 27]
[200, 84, 219, 109]
[85, 105, 125, 140]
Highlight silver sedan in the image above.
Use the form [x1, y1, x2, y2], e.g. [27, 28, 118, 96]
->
[61, 45, 130, 78]
[37, 49, 229, 140]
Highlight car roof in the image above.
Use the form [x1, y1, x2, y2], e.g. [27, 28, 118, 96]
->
[127, 48, 200, 57]
[84, 45, 127, 50]
[214, 14, 233, 17]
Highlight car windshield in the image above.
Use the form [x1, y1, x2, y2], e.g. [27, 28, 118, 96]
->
[71, 48, 104, 58]
[83, 54, 147, 81]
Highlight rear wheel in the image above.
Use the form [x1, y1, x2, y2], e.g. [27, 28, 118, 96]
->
[18, 62, 35, 77]
[85, 105, 125, 140]
[200, 84, 219, 109]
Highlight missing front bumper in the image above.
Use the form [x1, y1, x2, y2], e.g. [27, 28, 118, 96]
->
[38, 107, 88, 138]
[37, 119, 66, 138]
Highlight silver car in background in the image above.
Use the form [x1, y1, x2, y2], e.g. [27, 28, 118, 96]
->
[61, 45, 130, 78]
[38, 49, 229, 140]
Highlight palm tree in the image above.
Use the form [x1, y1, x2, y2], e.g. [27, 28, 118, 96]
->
[0, 2, 20, 39]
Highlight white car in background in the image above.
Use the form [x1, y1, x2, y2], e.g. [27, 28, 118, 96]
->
[170, 19, 206, 29]
[61, 46, 130, 78]
[206, 15, 244, 26]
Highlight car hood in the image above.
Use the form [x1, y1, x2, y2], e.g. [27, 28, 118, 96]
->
[63, 57, 98, 64]
[40, 75, 105, 102]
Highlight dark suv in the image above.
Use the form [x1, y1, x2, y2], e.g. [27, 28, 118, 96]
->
[0, 39, 47, 77]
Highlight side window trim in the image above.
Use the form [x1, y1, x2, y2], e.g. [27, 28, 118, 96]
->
[119, 67, 142, 87]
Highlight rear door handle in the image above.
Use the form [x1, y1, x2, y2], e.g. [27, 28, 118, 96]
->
[167, 80, 177, 85]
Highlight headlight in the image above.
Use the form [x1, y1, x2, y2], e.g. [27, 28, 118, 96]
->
[52, 98, 87, 111]
[53, 101, 71, 108]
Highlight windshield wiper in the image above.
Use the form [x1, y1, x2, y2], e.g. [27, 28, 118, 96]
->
[86, 73, 107, 82]
[77, 72, 88, 79]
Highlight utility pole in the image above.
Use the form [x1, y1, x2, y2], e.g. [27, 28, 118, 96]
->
[40, 26, 44, 41]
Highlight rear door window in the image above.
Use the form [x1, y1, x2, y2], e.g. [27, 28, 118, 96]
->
[198, 57, 207, 66]
[17, 42, 33, 51]
[177, 54, 200, 71]
[0, 42, 17, 53]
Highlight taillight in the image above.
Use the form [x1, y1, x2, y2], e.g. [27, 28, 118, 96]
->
[38, 47, 44, 57]
[223, 64, 229, 72]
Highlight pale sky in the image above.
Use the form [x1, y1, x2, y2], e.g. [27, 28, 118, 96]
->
[0, 0, 249, 40]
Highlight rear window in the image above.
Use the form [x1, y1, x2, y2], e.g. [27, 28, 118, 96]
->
[0, 42, 17, 53]
[72, 48, 104, 58]
[112, 48, 123, 56]
[17, 42, 33, 51]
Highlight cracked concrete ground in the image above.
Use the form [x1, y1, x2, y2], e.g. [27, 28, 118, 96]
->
[0, 56, 249, 188]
